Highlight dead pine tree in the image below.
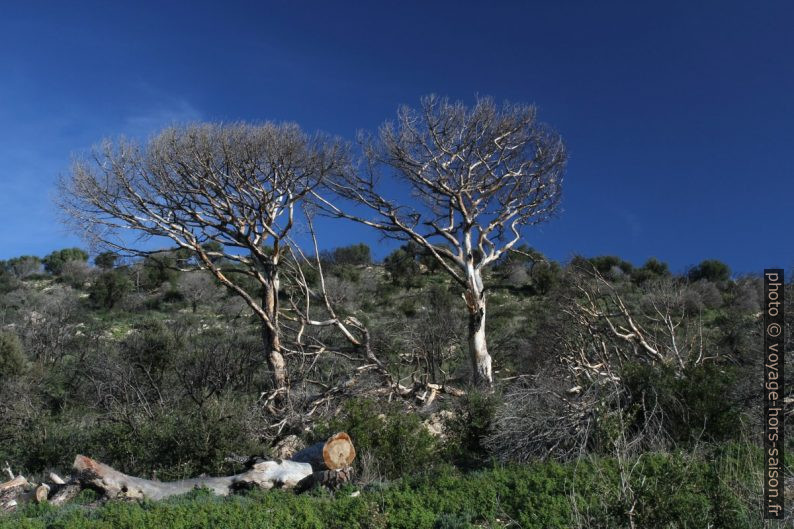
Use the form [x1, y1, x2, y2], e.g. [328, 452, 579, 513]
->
[319, 95, 566, 386]
[59, 123, 350, 402]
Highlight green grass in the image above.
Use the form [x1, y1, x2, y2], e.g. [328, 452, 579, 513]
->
[1, 448, 764, 529]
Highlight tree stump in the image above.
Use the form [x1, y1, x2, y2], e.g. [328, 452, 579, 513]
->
[290, 432, 356, 470]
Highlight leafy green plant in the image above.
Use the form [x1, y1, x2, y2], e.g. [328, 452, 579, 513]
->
[89, 270, 132, 309]
[443, 390, 499, 468]
[0, 330, 25, 380]
[43, 248, 89, 275]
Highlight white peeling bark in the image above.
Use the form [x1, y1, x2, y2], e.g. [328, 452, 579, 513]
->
[73, 456, 313, 500]
[464, 267, 493, 387]
[262, 264, 287, 395]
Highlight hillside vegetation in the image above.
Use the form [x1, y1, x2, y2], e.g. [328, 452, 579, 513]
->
[0, 246, 790, 527]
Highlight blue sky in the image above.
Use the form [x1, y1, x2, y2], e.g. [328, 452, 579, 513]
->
[1, 1, 791, 274]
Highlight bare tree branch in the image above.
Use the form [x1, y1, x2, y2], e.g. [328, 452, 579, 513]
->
[317, 95, 566, 386]
[58, 122, 351, 398]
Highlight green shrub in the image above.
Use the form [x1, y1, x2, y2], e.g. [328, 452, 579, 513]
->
[621, 362, 741, 444]
[43, 248, 89, 276]
[384, 245, 423, 289]
[161, 288, 185, 304]
[326, 243, 372, 266]
[443, 391, 499, 468]
[141, 253, 180, 289]
[122, 318, 179, 375]
[89, 270, 132, 309]
[4, 255, 41, 278]
[631, 257, 670, 285]
[529, 260, 561, 294]
[330, 264, 361, 283]
[0, 331, 25, 380]
[0, 266, 20, 293]
[94, 251, 118, 270]
[688, 259, 731, 283]
[13, 397, 262, 480]
[588, 255, 633, 277]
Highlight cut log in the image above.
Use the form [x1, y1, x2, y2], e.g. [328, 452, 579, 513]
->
[48, 472, 66, 486]
[0, 476, 27, 493]
[48, 482, 81, 507]
[34, 484, 50, 503]
[73, 455, 314, 501]
[0, 475, 30, 512]
[290, 432, 356, 470]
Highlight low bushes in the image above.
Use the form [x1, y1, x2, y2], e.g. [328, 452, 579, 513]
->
[620, 362, 742, 444]
[1, 448, 762, 529]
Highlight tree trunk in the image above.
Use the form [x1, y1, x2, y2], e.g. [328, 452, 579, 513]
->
[73, 456, 313, 500]
[70, 433, 356, 502]
[464, 282, 493, 387]
[261, 264, 287, 395]
[0, 434, 356, 511]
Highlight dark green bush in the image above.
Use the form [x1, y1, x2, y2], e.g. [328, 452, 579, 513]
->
[688, 259, 731, 283]
[443, 391, 499, 468]
[11, 397, 261, 480]
[327, 243, 372, 266]
[588, 255, 633, 277]
[529, 260, 561, 294]
[89, 270, 132, 308]
[161, 288, 185, 304]
[621, 362, 741, 444]
[141, 253, 180, 289]
[0, 266, 20, 293]
[0, 330, 25, 380]
[94, 251, 118, 270]
[122, 318, 180, 375]
[4, 255, 41, 278]
[330, 264, 361, 283]
[384, 245, 423, 289]
[43, 248, 89, 275]
[631, 257, 670, 285]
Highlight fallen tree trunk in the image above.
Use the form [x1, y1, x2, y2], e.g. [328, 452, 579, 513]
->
[0, 433, 356, 510]
[72, 432, 356, 502]
[73, 456, 313, 500]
